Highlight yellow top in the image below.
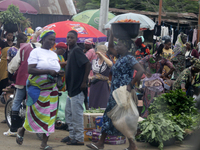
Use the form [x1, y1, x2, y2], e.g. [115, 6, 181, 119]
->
[162, 48, 173, 60]
[162, 48, 173, 76]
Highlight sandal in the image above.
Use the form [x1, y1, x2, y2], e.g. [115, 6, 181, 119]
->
[86, 143, 104, 149]
[67, 139, 84, 145]
[16, 134, 23, 145]
[40, 145, 53, 150]
[60, 136, 71, 143]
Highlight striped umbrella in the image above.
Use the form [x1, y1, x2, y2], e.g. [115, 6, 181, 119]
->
[72, 9, 115, 29]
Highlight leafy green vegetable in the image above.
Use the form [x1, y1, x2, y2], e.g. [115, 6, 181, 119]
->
[84, 107, 105, 113]
[137, 89, 200, 150]
[138, 113, 184, 150]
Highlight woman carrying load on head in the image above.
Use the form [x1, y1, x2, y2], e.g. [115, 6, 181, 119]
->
[86, 30, 144, 150]
[16, 30, 64, 150]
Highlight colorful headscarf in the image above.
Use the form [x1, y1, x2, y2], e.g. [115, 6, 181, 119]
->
[135, 38, 142, 47]
[40, 30, 56, 41]
[192, 58, 200, 69]
[84, 38, 94, 45]
[171, 32, 187, 59]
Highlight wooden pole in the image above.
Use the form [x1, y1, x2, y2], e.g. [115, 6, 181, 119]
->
[158, 0, 163, 25]
[197, 2, 200, 43]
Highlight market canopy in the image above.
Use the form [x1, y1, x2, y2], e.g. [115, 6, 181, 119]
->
[72, 9, 115, 29]
[104, 13, 155, 30]
[42, 20, 107, 43]
[0, 0, 38, 14]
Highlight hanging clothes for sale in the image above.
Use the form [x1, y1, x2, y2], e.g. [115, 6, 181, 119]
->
[169, 26, 174, 45]
[188, 27, 194, 43]
[161, 26, 169, 38]
[153, 24, 161, 40]
[173, 28, 179, 44]
[192, 28, 197, 45]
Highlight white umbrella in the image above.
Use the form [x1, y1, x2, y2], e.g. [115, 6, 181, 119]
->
[104, 13, 155, 30]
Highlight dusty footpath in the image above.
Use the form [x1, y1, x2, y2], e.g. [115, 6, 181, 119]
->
[0, 104, 196, 150]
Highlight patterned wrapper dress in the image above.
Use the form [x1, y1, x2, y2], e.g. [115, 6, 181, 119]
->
[23, 75, 58, 136]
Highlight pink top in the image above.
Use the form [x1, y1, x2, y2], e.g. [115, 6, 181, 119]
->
[85, 48, 97, 63]
[85, 48, 97, 77]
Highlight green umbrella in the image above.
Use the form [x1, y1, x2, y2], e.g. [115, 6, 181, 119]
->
[72, 9, 115, 29]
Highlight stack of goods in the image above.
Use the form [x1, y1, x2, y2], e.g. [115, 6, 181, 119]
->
[83, 109, 127, 145]
[83, 108, 104, 141]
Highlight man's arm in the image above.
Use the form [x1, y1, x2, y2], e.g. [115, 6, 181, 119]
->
[8, 50, 21, 74]
[80, 61, 91, 91]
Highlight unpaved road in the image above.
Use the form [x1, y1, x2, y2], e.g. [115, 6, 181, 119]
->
[0, 104, 196, 150]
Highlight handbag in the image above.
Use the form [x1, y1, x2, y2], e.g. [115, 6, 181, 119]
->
[89, 61, 105, 86]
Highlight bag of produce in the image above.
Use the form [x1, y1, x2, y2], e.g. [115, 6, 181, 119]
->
[107, 85, 139, 140]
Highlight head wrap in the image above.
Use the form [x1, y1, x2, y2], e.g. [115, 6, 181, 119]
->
[140, 36, 144, 43]
[175, 32, 187, 46]
[40, 30, 56, 41]
[55, 42, 68, 49]
[84, 38, 94, 45]
[96, 45, 108, 53]
[192, 58, 200, 69]
[35, 26, 42, 32]
[135, 38, 142, 47]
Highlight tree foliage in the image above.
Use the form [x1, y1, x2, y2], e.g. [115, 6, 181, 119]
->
[74, 0, 199, 13]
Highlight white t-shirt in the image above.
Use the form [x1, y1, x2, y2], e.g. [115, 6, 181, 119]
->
[28, 47, 60, 72]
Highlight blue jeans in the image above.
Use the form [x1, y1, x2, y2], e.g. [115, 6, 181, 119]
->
[65, 92, 84, 142]
[12, 87, 26, 111]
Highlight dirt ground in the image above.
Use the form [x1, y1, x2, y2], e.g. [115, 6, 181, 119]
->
[0, 104, 196, 150]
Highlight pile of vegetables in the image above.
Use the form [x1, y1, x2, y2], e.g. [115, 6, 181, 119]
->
[0, 4, 31, 31]
[137, 89, 200, 150]
[85, 107, 105, 113]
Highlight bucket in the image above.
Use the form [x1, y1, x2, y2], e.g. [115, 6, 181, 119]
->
[111, 23, 140, 39]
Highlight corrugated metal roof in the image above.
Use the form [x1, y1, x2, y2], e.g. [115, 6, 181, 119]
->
[109, 8, 198, 20]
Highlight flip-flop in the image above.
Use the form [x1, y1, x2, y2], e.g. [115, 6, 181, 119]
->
[86, 143, 104, 150]
[16, 134, 23, 145]
[67, 139, 84, 145]
[40, 145, 53, 150]
[60, 136, 71, 143]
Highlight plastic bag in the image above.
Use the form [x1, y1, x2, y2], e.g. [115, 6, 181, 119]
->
[57, 91, 86, 122]
[107, 85, 139, 140]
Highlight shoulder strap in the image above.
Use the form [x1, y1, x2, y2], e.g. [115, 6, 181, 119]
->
[31, 43, 36, 48]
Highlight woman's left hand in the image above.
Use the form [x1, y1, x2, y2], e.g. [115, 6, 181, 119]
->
[127, 84, 132, 92]
[58, 70, 65, 77]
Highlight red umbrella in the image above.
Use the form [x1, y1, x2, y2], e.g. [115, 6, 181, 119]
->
[42, 20, 107, 43]
[0, 0, 37, 14]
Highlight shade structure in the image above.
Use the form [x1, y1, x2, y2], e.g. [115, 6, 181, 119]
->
[42, 20, 107, 43]
[72, 9, 115, 29]
[0, 0, 38, 14]
[104, 13, 155, 30]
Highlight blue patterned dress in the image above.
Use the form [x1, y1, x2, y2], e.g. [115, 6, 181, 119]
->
[101, 55, 138, 135]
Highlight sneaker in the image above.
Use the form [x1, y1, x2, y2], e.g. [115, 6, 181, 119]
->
[3, 129, 17, 137]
